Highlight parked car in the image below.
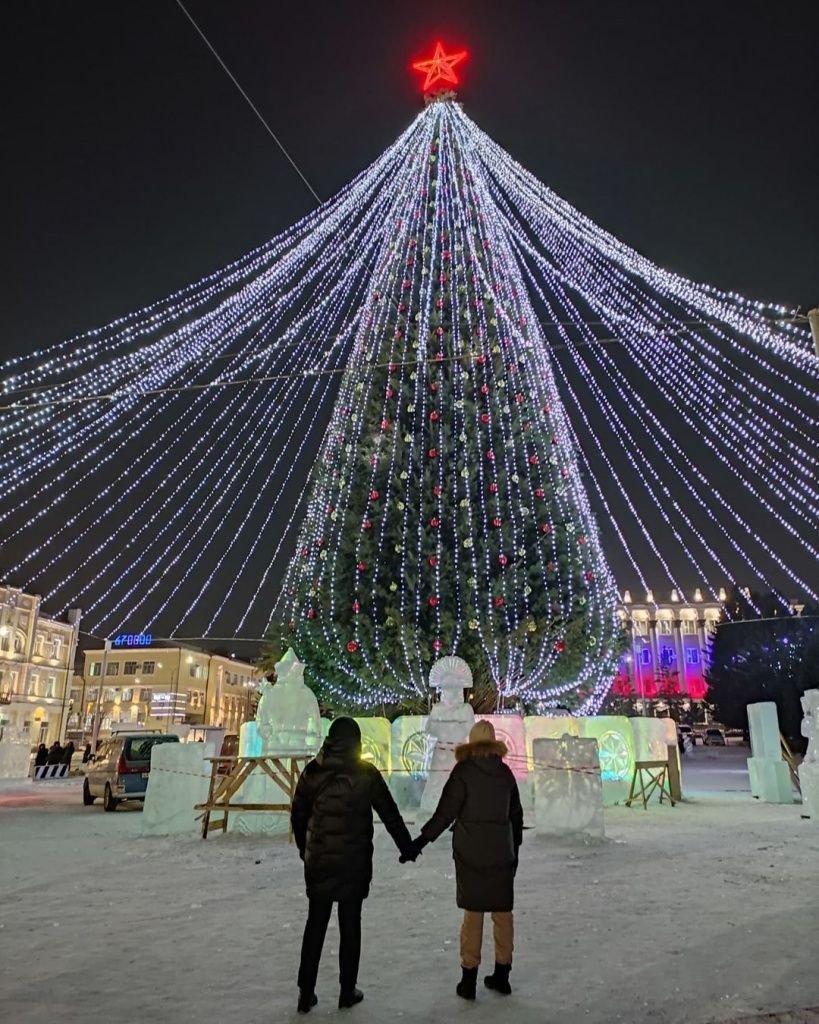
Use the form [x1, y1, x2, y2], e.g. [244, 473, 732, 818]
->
[703, 727, 727, 746]
[83, 732, 179, 811]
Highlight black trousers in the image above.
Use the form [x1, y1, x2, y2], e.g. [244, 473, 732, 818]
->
[297, 896, 363, 994]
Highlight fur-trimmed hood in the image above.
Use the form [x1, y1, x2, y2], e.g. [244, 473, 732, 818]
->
[454, 738, 508, 762]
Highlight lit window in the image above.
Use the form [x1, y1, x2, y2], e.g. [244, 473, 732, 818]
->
[640, 649, 651, 666]
[106, 663, 120, 677]
[658, 619, 673, 636]
[660, 645, 675, 667]
[680, 619, 697, 636]
[142, 661, 155, 675]
[45, 676, 56, 698]
[685, 648, 700, 665]
[124, 661, 139, 675]
[88, 661, 101, 677]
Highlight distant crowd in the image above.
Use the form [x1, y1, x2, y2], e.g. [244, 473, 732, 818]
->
[33, 740, 93, 771]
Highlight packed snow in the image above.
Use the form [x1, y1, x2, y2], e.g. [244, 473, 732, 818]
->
[1, 747, 818, 1024]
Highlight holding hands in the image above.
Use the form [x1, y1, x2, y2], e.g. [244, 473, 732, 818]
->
[399, 834, 428, 864]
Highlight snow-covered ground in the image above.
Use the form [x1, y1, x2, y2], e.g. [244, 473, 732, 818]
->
[2, 747, 818, 1024]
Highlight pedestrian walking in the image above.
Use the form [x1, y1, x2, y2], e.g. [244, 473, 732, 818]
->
[404, 719, 524, 1000]
[61, 740, 75, 770]
[290, 716, 415, 1014]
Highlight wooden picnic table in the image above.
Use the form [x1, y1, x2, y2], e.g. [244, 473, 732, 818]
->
[195, 753, 313, 839]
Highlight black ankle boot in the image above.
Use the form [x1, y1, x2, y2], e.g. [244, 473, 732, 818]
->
[484, 962, 512, 995]
[338, 987, 364, 1009]
[456, 966, 478, 1000]
[297, 990, 317, 1013]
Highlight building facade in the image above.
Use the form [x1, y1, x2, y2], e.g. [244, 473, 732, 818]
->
[70, 640, 261, 740]
[0, 586, 81, 747]
[613, 587, 724, 706]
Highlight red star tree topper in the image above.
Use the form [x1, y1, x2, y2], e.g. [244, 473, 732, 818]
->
[412, 41, 468, 92]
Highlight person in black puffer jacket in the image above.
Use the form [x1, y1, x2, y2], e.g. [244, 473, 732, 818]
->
[406, 719, 524, 1000]
[291, 716, 414, 1014]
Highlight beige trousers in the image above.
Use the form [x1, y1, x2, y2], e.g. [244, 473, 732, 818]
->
[460, 910, 514, 968]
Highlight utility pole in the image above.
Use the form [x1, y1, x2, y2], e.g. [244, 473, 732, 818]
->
[808, 308, 819, 359]
[90, 639, 111, 753]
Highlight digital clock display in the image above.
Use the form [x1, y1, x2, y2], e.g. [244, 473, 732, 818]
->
[112, 633, 153, 648]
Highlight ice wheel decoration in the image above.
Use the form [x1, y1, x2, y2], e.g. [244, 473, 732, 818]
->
[597, 730, 632, 782]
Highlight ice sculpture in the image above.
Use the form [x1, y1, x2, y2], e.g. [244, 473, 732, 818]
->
[798, 689, 819, 822]
[746, 701, 792, 803]
[630, 717, 669, 762]
[524, 715, 578, 770]
[533, 735, 604, 840]
[231, 648, 321, 835]
[0, 728, 32, 779]
[577, 716, 635, 806]
[419, 656, 475, 814]
[352, 717, 391, 771]
[142, 741, 215, 835]
[255, 648, 321, 754]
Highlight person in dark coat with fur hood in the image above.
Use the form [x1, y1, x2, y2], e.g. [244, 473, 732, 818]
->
[291, 716, 414, 1014]
[405, 719, 524, 1000]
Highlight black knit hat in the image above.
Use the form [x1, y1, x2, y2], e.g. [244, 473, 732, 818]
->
[327, 716, 361, 747]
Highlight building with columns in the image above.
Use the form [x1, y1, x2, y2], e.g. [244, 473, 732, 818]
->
[612, 586, 725, 706]
[71, 639, 261, 740]
[0, 585, 81, 747]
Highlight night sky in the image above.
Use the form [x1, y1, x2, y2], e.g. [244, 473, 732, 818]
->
[3, 1, 818, 639]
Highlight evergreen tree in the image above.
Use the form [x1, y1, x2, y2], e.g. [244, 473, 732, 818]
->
[272, 98, 622, 711]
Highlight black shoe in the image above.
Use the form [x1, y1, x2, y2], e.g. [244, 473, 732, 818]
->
[484, 962, 512, 995]
[297, 990, 317, 1013]
[338, 988, 364, 1009]
[456, 966, 478, 1000]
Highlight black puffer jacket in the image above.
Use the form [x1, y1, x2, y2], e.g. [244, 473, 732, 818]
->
[420, 738, 524, 912]
[291, 719, 412, 901]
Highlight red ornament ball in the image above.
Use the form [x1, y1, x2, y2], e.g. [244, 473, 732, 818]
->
[529, 455, 539, 466]
[494, 596, 505, 607]
[433, 484, 442, 497]
[480, 384, 490, 394]
[362, 519, 372, 531]
[492, 517, 502, 528]
[432, 639, 443, 651]
[585, 571, 595, 582]
[428, 447, 438, 458]
[498, 554, 508, 566]
[352, 601, 361, 613]
[429, 517, 440, 528]
[555, 640, 566, 654]
[534, 488, 545, 498]
[541, 524, 552, 535]
[346, 640, 359, 653]
[380, 419, 390, 430]
[306, 608, 315, 619]
[429, 411, 439, 421]
[486, 449, 495, 461]
[428, 596, 439, 607]
[480, 413, 490, 424]
[369, 490, 380, 501]
[357, 561, 367, 572]
[488, 482, 499, 494]
[428, 556, 438, 567]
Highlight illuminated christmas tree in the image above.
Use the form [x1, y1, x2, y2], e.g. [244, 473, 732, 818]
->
[274, 53, 622, 710]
